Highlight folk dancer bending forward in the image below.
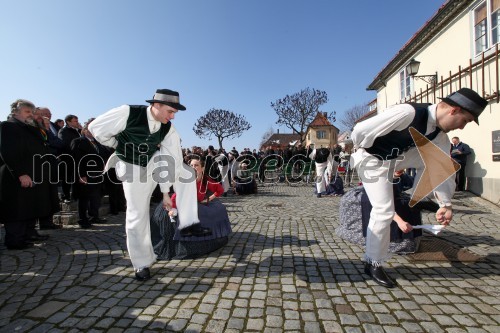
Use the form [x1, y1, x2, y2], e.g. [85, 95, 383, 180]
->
[89, 88, 211, 281]
[350, 88, 487, 288]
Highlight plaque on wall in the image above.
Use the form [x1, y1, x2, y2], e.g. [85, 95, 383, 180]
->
[494, 155, 500, 162]
[493, 130, 500, 153]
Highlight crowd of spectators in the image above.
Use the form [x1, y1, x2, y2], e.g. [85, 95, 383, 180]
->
[0, 100, 126, 249]
[1, 100, 289, 250]
[1, 98, 352, 251]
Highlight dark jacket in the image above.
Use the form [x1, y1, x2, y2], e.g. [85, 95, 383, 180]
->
[70, 136, 110, 185]
[49, 121, 61, 136]
[58, 126, 81, 182]
[46, 129, 64, 155]
[450, 142, 471, 164]
[0, 119, 60, 222]
[58, 126, 81, 153]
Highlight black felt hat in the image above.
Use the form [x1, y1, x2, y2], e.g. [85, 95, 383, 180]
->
[146, 89, 186, 111]
[438, 88, 488, 124]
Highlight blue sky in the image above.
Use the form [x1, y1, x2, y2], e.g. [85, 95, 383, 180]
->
[1, 0, 444, 150]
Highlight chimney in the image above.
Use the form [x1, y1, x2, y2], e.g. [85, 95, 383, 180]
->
[323, 112, 327, 117]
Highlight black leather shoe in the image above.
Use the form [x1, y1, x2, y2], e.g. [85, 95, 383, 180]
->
[317, 193, 322, 198]
[135, 267, 151, 281]
[180, 224, 212, 237]
[364, 263, 396, 288]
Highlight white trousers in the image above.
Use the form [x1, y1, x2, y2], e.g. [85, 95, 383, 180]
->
[351, 138, 456, 265]
[314, 161, 329, 194]
[355, 150, 423, 264]
[116, 154, 199, 270]
[357, 156, 397, 264]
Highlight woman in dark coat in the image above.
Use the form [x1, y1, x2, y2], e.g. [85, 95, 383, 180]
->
[0, 99, 59, 249]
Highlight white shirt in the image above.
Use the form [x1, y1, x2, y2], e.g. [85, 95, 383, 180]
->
[87, 105, 162, 148]
[88, 104, 185, 193]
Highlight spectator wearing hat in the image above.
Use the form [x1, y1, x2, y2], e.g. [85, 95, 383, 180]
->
[350, 87, 488, 288]
[89, 88, 209, 281]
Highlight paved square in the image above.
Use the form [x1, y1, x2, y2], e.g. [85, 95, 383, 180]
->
[1, 185, 499, 332]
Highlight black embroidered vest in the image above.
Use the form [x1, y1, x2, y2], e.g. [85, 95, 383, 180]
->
[115, 105, 171, 166]
[315, 147, 330, 163]
[365, 103, 441, 160]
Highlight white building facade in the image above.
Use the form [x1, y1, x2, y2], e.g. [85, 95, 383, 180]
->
[367, 0, 500, 205]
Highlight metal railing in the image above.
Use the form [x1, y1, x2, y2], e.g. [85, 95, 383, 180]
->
[404, 44, 500, 104]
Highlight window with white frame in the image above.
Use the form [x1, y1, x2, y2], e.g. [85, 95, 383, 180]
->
[399, 69, 411, 100]
[316, 130, 326, 139]
[473, 0, 500, 56]
[368, 101, 377, 112]
[492, 0, 500, 44]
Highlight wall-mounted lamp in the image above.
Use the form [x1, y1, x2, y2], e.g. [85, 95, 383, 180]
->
[406, 59, 438, 85]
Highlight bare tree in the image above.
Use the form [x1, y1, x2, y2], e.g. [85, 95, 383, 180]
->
[339, 103, 370, 131]
[271, 87, 329, 144]
[259, 126, 274, 148]
[193, 108, 251, 150]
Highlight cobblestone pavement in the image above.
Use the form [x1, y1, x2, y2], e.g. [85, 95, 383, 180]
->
[1, 185, 499, 332]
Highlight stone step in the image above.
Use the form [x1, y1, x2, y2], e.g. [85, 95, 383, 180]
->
[54, 203, 110, 227]
[53, 212, 78, 226]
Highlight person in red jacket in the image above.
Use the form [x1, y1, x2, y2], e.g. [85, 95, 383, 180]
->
[171, 157, 224, 207]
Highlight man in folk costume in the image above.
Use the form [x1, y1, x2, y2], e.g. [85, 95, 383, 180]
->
[89, 89, 210, 281]
[309, 144, 336, 198]
[215, 150, 230, 196]
[350, 88, 487, 288]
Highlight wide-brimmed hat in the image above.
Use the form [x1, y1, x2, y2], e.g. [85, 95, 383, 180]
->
[438, 88, 488, 124]
[146, 89, 186, 110]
